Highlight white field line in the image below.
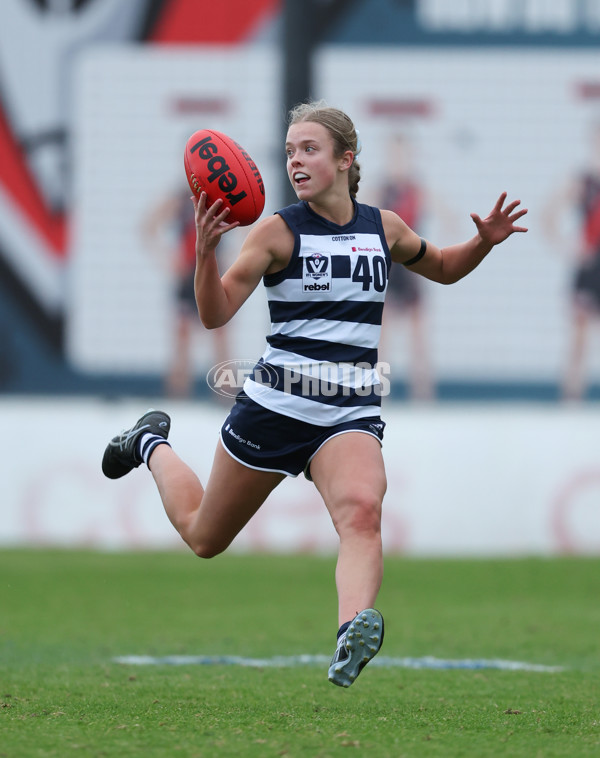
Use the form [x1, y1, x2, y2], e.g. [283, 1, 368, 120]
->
[112, 654, 563, 672]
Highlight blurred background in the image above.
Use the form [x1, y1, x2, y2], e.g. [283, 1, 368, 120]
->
[1, 0, 599, 555]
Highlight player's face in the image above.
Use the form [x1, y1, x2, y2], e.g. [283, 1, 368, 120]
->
[285, 122, 344, 201]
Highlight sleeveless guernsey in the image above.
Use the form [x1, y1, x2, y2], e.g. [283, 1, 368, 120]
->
[243, 200, 391, 426]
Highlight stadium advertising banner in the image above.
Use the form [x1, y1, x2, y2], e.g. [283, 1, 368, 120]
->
[335, 0, 600, 46]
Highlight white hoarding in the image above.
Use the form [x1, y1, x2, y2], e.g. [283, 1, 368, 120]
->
[2, 399, 599, 556]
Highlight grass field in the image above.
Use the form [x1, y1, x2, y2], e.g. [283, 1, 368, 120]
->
[1, 549, 599, 757]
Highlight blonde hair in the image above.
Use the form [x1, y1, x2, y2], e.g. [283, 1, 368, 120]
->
[288, 100, 361, 198]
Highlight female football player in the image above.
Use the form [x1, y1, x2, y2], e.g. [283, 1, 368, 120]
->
[103, 101, 527, 687]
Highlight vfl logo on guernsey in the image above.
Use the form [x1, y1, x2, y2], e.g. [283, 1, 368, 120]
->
[302, 252, 331, 292]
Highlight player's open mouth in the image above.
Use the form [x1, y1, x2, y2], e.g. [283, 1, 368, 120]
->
[293, 172, 309, 184]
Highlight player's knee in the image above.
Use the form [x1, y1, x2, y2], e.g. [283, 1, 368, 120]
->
[336, 490, 383, 537]
[352, 499, 382, 536]
[190, 537, 229, 559]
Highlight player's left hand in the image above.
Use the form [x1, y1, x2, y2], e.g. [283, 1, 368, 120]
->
[470, 192, 528, 247]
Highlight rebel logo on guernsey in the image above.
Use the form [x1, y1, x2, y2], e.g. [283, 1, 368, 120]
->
[302, 252, 332, 292]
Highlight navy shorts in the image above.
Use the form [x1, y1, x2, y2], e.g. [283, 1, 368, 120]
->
[574, 254, 600, 312]
[220, 394, 385, 480]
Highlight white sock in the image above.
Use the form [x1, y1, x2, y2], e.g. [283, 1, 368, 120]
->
[137, 433, 170, 466]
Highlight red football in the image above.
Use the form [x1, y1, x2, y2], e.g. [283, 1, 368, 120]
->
[184, 129, 265, 226]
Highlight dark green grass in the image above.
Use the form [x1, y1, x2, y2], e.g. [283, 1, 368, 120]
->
[1, 550, 599, 757]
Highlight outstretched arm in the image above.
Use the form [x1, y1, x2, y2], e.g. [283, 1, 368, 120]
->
[385, 192, 528, 284]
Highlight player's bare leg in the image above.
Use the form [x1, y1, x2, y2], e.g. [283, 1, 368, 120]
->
[563, 305, 589, 401]
[148, 441, 284, 557]
[408, 303, 434, 401]
[310, 432, 387, 686]
[166, 313, 193, 398]
[102, 410, 284, 557]
[310, 432, 386, 623]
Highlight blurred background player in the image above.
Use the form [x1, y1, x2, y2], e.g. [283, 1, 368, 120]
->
[143, 187, 231, 398]
[376, 133, 457, 401]
[544, 122, 600, 401]
[377, 133, 433, 401]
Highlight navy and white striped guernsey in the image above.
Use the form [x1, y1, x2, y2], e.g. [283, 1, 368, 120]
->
[243, 199, 391, 426]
